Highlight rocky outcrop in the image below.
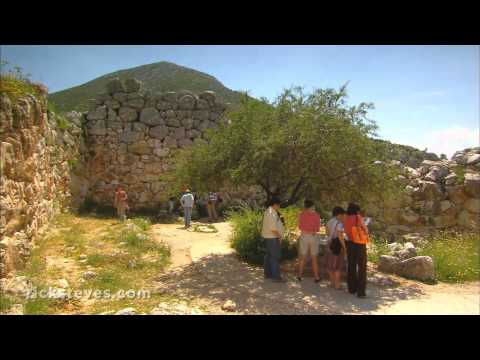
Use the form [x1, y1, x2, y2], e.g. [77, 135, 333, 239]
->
[83, 78, 227, 210]
[0, 92, 87, 277]
[366, 147, 480, 235]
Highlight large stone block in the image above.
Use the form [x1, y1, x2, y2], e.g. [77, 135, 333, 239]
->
[163, 136, 178, 149]
[457, 209, 478, 229]
[446, 185, 468, 204]
[464, 173, 480, 198]
[397, 256, 435, 282]
[178, 95, 196, 110]
[118, 107, 138, 122]
[140, 107, 163, 126]
[464, 198, 480, 213]
[87, 106, 107, 121]
[172, 127, 186, 140]
[89, 120, 107, 136]
[120, 130, 143, 143]
[128, 141, 152, 155]
[150, 125, 169, 140]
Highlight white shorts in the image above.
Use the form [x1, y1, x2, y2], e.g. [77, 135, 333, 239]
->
[298, 234, 319, 256]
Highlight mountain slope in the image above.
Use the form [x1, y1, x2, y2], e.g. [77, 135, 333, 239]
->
[49, 61, 244, 113]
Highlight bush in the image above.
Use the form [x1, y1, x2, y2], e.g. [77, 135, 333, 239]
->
[229, 206, 298, 265]
[417, 232, 479, 283]
[368, 231, 479, 283]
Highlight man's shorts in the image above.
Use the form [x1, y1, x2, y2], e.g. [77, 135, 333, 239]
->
[298, 234, 319, 256]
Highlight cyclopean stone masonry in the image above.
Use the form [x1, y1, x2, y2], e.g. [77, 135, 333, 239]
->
[83, 78, 226, 210]
[0, 91, 87, 277]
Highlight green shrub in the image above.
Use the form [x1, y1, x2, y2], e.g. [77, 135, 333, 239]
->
[229, 206, 298, 265]
[418, 232, 479, 283]
[367, 235, 390, 264]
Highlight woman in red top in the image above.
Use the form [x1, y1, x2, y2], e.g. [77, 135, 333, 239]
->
[344, 203, 369, 298]
[296, 199, 321, 283]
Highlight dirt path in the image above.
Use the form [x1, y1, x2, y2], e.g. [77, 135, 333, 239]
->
[151, 220, 480, 315]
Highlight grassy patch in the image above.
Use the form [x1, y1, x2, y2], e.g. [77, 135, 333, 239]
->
[367, 235, 390, 264]
[130, 217, 152, 231]
[417, 231, 479, 283]
[0, 293, 14, 312]
[0, 75, 43, 101]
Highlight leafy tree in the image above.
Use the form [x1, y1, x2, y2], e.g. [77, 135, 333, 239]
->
[174, 85, 400, 207]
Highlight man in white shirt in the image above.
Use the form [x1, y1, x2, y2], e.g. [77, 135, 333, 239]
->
[180, 189, 195, 228]
[261, 196, 285, 282]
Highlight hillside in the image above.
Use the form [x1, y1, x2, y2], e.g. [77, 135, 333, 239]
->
[373, 139, 440, 167]
[48, 61, 244, 113]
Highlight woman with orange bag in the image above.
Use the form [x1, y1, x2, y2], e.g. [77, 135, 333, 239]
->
[344, 203, 369, 298]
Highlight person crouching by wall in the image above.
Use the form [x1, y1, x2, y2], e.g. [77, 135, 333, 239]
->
[344, 203, 370, 298]
[296, 199, 321, 283]
[114, 186, 129, 222]
[261, 196, 286, 283]
[325, 207, 347, 289]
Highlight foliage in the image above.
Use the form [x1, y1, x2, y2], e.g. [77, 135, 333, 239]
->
[48, 61, 247, 113]
[0, 60, 45, 101]
[175, 85, 401, 207]
[229, 206, 299, 265]
[373, 138, 439, 167]
[452, 166, 466, 185]
[417, 231, 479, 283]
[368, 231, 479, 283]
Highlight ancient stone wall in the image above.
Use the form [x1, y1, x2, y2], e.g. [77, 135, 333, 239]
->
[0, 92, 87, 277]
[365, 148, 480, 237]
[83, 78, 226, 209]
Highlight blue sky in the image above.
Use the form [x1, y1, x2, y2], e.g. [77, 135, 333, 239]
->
[2, 45, 478, 157]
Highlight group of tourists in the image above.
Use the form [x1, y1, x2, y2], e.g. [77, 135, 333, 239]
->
[114, 185, 369, 297]
[262, 197, 370, 298]
[114, 186, 220, 227]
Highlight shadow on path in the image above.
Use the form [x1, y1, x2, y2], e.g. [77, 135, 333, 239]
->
[154, 253, 425, 315]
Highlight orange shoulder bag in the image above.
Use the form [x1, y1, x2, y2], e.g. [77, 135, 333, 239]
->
[351, 215, 369, 245]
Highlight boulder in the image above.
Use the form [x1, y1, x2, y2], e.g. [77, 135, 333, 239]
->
[178, 138, 194, 148]
[432, 213, 457, 228]
[140, 107, 163, 126]
[466, 154, 480, 166]
[113, 92, 128, 103]
[150, 125, 169, 140]
[120, 130, 143, 143]
[87, 106, 107, 121]
[106, 78, 126, 94]
[163, 136, 178, 149]
[178, 95, 196, 110]
[221, 300, 237, 312]
[378, 255, 401, 274]
[397, 256, 435, 282]
[464, 173, 480, 198]
[89, 120, 107, 136]
[125, 78, 142, 93]
[452, 151, 468, 165]
[446, 185, 468, 204]
[172, 127, 186, 140]
[457, 210, 478, 229]
[444, 173, 458, 186]
[399, 208, 419, 225]
[128, 141, 152, 155]
[105, 99, 121, 110]
[424, 165, 449, 182]
[199, 90, 216, 104]
[165, 117, 181, 127]
[415, 181, 443, 201]
[463, 198, 480, 213]
[118, 107, 138, 122]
